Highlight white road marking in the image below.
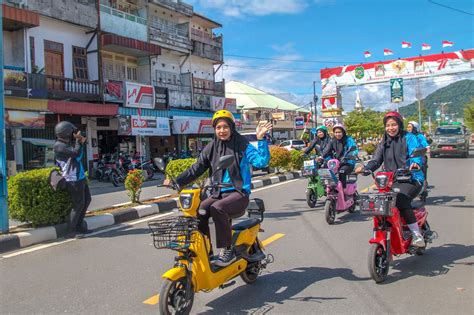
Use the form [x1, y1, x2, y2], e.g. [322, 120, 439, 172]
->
[275, 286, 288, 294]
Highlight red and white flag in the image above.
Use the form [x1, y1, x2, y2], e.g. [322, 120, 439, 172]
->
[383, 49, 393, 56]
[401, 41, 412, 48]
[442, 40, 454, 47]
[364, 51, 371, 58]
[422, 43, 431, 51]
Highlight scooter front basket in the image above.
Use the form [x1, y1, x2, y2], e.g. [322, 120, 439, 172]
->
[359, 192, 396, 216]
[148, 216, 198, 251]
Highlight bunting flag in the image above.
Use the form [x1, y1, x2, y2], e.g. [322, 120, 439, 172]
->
[364, 51, 371, 58]
[402, 41, 412, 48]
[422, 43, 431, 51]
[442, 40, 454, 47]
[383, 49, 393, 56]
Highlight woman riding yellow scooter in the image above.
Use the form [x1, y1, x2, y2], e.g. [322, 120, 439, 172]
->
[164, 110, 272, 266]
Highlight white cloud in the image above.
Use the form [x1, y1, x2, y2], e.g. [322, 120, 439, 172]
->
[194, 0, 307, 17]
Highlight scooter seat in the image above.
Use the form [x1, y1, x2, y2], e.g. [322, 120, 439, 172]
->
[232, 218, 260, 231]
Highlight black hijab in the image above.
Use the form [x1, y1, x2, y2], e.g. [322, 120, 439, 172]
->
[381, 117, 407, 171]
[210, 118, 249, 196]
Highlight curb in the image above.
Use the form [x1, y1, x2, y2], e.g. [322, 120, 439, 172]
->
[0, 171, 302, 254]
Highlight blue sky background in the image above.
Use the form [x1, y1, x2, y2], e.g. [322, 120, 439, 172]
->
[189, 0, 473, 112]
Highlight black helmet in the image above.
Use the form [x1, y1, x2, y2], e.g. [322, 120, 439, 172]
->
[55, 121, 77, 142]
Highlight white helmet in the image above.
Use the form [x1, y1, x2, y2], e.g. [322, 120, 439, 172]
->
[408, 121, 419, 131]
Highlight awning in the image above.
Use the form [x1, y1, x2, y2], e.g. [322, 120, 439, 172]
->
[48, 100, 118, 116]
[118, 107, 169, 118]
[2, 4, 40, 31]
[101, 34, 161, 57]
[22, 138, 55, 148]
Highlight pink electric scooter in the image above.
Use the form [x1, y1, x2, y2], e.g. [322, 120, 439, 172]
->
[318, 147, 358, 224]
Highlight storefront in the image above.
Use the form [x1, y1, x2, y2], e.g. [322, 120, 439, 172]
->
[172, 116, 214, 153]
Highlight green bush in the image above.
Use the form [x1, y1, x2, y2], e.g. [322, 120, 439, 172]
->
[165, 158, 208, 186]
[289, 149, 304, 171]
[269, 146, 291, 171]
[125, 169, 146, 203]
[361, 143, 377, 155]
[8, 168, 72, 227]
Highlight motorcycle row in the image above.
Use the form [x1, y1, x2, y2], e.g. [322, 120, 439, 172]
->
[147, 147, 437, 314]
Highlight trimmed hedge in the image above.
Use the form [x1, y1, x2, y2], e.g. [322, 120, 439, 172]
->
[289, 149, 304, 171]
[165, 158, 208, 186]
[8, 168, 72, 227]
[269, 146, 291, 171]
[361, 143, 377, 155]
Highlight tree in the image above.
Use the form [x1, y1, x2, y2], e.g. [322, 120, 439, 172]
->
[464, 98, 474, 130]
[344, 109, 385, 141]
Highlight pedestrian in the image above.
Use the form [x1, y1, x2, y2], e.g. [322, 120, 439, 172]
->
[53, 121, 91, 237]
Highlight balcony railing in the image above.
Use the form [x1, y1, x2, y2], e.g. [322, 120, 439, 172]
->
[100, 4, 146, 25]
[150, 0, 193, 16]
[46, 75, 100, 101]
[190, 29, 222, 48]
[192, 41, 223, 63]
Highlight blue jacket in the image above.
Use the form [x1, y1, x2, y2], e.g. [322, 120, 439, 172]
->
[416, 133, 429, 148]
[221, 140, 270, 195]
[366, 132, 424, 182]
[176, 140, 270, 195]
[322, 135, 359, 166]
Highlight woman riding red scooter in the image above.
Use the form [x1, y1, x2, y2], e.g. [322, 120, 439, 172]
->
[355, 112, 426, 247]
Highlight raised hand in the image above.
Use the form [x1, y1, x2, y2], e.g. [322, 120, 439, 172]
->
[256, 121, 273, 140]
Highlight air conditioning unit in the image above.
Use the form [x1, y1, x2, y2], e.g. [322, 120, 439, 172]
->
[6, 0, 28, 9]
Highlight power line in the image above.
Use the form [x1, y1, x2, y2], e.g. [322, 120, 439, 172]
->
[224, 54, 362, 64]
[224, 64, 321, 73]
[428, 0, 474, 16]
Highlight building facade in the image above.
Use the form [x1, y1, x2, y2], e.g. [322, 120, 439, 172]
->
[3, 0, 236, 176]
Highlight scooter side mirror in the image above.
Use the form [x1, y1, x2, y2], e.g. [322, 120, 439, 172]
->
[153, 157, 166, 172]
[410, 147, 427, 158]
[216, 155, 235, 171]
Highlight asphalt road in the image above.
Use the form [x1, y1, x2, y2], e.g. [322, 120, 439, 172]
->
[1, 155, 473, 314]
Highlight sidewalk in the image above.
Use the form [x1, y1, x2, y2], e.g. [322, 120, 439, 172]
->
[1, 171, 303, 253]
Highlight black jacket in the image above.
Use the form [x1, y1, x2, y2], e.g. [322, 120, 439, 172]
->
[304, 135, 331, 155]
[53, 139, 85, 182]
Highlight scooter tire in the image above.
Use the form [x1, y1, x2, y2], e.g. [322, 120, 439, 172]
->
[145, 166, 154, 180]
[324, 199, 336, 225]
[368, 243, 389, 283]
[241, 265, 260, 284]
[159, 277, 194, 315]
[306, 190, 317, 208]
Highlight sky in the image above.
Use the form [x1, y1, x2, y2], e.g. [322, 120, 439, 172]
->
[188, 0, 474, 112]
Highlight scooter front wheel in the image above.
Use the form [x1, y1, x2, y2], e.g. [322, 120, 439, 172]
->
[159, 277, 194, 315]
[368, 243, 389, 283]
[324, 199, 336, 224]
[306, 189, 317, 208]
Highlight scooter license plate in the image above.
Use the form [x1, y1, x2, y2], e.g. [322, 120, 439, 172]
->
[304, 160, 316, 167]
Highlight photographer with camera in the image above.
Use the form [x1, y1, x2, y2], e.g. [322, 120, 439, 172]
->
[53, 121, 91, 237]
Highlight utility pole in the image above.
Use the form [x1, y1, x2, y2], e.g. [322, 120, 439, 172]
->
[0, 2, 9, 233]
[415, 79, 422, 129]
[313, 80, 318, 128]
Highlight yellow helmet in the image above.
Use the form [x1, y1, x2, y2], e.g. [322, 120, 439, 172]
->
[212, 110, 235, 126]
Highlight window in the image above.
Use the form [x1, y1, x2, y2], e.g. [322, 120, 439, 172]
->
[126, 66, 137, 81]
[73, 46, 88, 80]
[29, 36, 35, 70]
[44, 40, 63, 53]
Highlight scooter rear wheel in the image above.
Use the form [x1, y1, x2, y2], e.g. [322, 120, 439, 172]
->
[324, 199, 336, 224]
[306, 190, 317, 208]
[368, 243, 389, 283]
[159, 277, 194, 315]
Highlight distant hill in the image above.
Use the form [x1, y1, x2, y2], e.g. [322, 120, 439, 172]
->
[399, 79, 474, 118]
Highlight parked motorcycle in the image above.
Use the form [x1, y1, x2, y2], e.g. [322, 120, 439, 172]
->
[149, 155, 273, 314]
[318, 147, 359, 224]
[359, 147, 437, 283]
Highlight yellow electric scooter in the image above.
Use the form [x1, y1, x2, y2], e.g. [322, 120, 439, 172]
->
[150, 155, 272, 315]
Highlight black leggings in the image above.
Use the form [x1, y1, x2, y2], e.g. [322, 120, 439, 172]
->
[393, 182, 422, 224]
[199, 192, 249, 248]
[339, 163, 354, 189]
[66, 179, 91, 231]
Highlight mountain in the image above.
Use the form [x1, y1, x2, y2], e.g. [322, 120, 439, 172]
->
[399, 79, 474, 118]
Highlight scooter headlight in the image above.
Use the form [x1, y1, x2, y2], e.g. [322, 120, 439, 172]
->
[179, 193, 194, 210]
[327, 160, 337, 171]
[375, 174, 389, 189]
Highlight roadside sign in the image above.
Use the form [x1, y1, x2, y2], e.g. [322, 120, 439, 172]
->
[390, 78, 403, 103]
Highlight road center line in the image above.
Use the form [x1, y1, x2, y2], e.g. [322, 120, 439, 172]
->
[143, 232, 286, 306]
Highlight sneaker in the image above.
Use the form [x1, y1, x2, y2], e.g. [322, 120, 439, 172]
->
[411, 232, 425, 248]
[213, 248, 236, 267]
